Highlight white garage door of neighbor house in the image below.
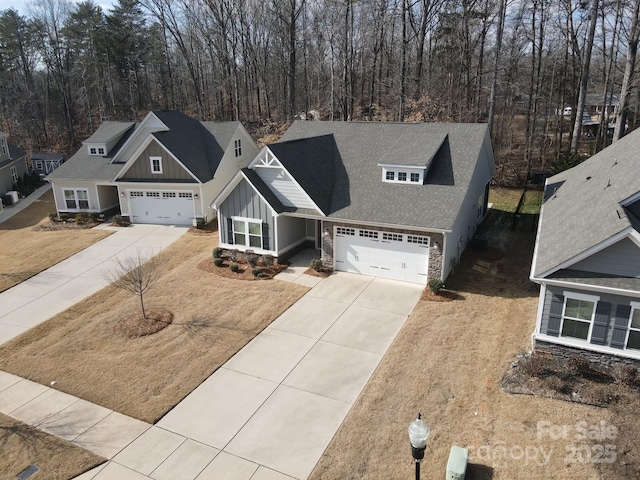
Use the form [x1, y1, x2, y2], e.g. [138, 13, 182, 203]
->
[334, 227, 430, 284]
[129, 190, 194, 225]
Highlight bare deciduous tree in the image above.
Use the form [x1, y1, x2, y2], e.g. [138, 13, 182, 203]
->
[107, 250, 164, 319]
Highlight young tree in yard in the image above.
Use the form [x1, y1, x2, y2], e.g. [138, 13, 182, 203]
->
[108, 251, 163, 320]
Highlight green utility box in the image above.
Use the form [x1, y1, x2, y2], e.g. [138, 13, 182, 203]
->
[446, 445, 468, 480]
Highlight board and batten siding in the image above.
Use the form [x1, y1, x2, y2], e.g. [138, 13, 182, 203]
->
[254, 166, 316, 209]
[541, 285, 639, 348]
[219, 178, 275, 248]
[571, 238, 640, 278]
[120, 140, 195, 181]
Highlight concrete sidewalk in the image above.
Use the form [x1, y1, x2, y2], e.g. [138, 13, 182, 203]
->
[0, 224, 188, 345]
[69, 270, 423, 480]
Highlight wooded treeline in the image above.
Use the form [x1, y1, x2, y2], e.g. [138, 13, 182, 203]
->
[1, 0, 639, 185]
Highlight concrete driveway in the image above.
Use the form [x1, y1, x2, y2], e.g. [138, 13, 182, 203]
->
[0, 224, 188, 345]
[90, 272, 421, 480]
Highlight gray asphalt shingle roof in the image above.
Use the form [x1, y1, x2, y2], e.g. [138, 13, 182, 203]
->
[533, 128, 640, 277]
[47, 111, 240, 183]
[274, 121, 492, 231]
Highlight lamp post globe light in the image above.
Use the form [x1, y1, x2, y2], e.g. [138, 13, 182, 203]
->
[408, 413, 430, 480]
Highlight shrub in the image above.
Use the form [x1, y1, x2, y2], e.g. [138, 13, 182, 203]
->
[261, 254, 275, 267]
[229, 249, 239, 262]
[75, 214, 84, 224]
[519, 354, 547, 378]
[212, 247, 224, 259]
[214, 258, 224, 267]
[229, 263, 240, 273]
[252, 267, 263, 277]
[48, 212, 58, 222]
[195, 218, 206, 229]
[60, 213, 70, 222]
[568, 355, 591, 376]
[428, 278, 444, 294]
[310, 258, 323, 272]
[90, 212, 99, 222]
[246, 253, 259, 267]
[114, 214, 124, 226]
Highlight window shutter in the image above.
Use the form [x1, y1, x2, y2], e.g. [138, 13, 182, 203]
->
[546, 293, 564, 337]
[226, 218, 233, 245]
[262, 223, 269, 250]
[590, 301, 611, 345]
[610, 304, 632, 349]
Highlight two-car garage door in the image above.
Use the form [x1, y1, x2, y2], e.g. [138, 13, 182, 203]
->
[129, 190, 194, 225]
[334, 227, 430, 284]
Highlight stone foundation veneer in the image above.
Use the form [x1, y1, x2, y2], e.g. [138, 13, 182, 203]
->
[320, 220, 445, 281]
[534, 340, 640, 371]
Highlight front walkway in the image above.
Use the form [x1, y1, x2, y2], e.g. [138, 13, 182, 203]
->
[0, 249, 423, 480]
[0, 224, 188, 345]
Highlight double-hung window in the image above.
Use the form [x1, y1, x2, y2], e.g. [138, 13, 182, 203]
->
[561, 296, 596, 340]
[63, 189, 89, 210]
[234, 139, 242, 157]
[150, 156, 163, 174]
[233, 218, 262, 248]
[626, 308, 640, 350]
[10, 166, 18, 184]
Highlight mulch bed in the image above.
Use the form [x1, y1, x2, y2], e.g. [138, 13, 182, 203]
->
[34, 221, 101, 231]
[420, 289, 460, 302]
[197, 258, 288, 280]
[115, 309, 174, 338]
[303, 267, 333, 278]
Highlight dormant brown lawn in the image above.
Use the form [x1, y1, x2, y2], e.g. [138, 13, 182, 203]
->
[309, 212, 631, 480]
[0, 412, 103, 479]
[0, 231, 309, 423]
[0, 190, 112, 292]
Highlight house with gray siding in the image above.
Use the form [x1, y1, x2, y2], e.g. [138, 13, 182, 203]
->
[46, 110, 257, 225]
[0, 131, 28, 200]
[530, 127, 640, 364]
[212, 121, 496, 285]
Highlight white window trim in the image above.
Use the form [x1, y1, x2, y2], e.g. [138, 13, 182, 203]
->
[150, 156, 163, 174]
[234, 139, 242, 157]
[10, 166, 18, 184]
[381, 166, 424, 184]
[63, 188, 90, 211]
[232, 216, 263, 249]
[624, 302, 640, 351]
[559, 292, 600, 342]
[97, 147, 105, 155]
[35, 160, 43, 170]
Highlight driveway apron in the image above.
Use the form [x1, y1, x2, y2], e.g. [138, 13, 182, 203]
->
[0, 224, 188, 345]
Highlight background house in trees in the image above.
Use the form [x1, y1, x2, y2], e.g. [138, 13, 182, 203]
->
[530, 127, 640, 365]
[0, 132, 28, 199]
[31, 152, 64, 177]
[46, 111, 257, 225]
[213, 121, 495, 285]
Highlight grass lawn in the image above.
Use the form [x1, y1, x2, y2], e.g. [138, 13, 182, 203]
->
[309, 210, 629, 480]
[489, 187, 543, 214]
[0, 413, 104, 479]
[0, 190, 112, 292]
[0, 230, 309, 423]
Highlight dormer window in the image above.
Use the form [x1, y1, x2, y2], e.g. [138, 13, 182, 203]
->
[380, 165, 425, 184]
[1, 139, 6, 155]
[234, 139, 242, 157]
[150, 156, 163, 174]
[88, 146, 106, 156]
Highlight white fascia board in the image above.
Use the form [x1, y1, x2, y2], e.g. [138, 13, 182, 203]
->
[377, 163, 426, 169]
[110, 112, 167, 163]
[534, 277, 640, 298]
[537, 226, 637, 279]
[113, 135, 200, 183]
[310, 215, 451, 235]
[248, 145, 273, 169]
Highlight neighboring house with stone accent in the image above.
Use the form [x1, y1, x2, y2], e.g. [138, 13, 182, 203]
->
[46, 110, 257, 225]
[211, 121, 495, 285]
[0, 131, 28, 196]
[530, 127, 640, 365]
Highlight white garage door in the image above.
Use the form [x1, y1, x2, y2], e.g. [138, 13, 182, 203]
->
[129, 190, 194, 225]
[334, 227, 430, 284]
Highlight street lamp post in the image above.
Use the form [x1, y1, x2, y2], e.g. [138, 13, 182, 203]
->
[408, 413, 430, 480]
